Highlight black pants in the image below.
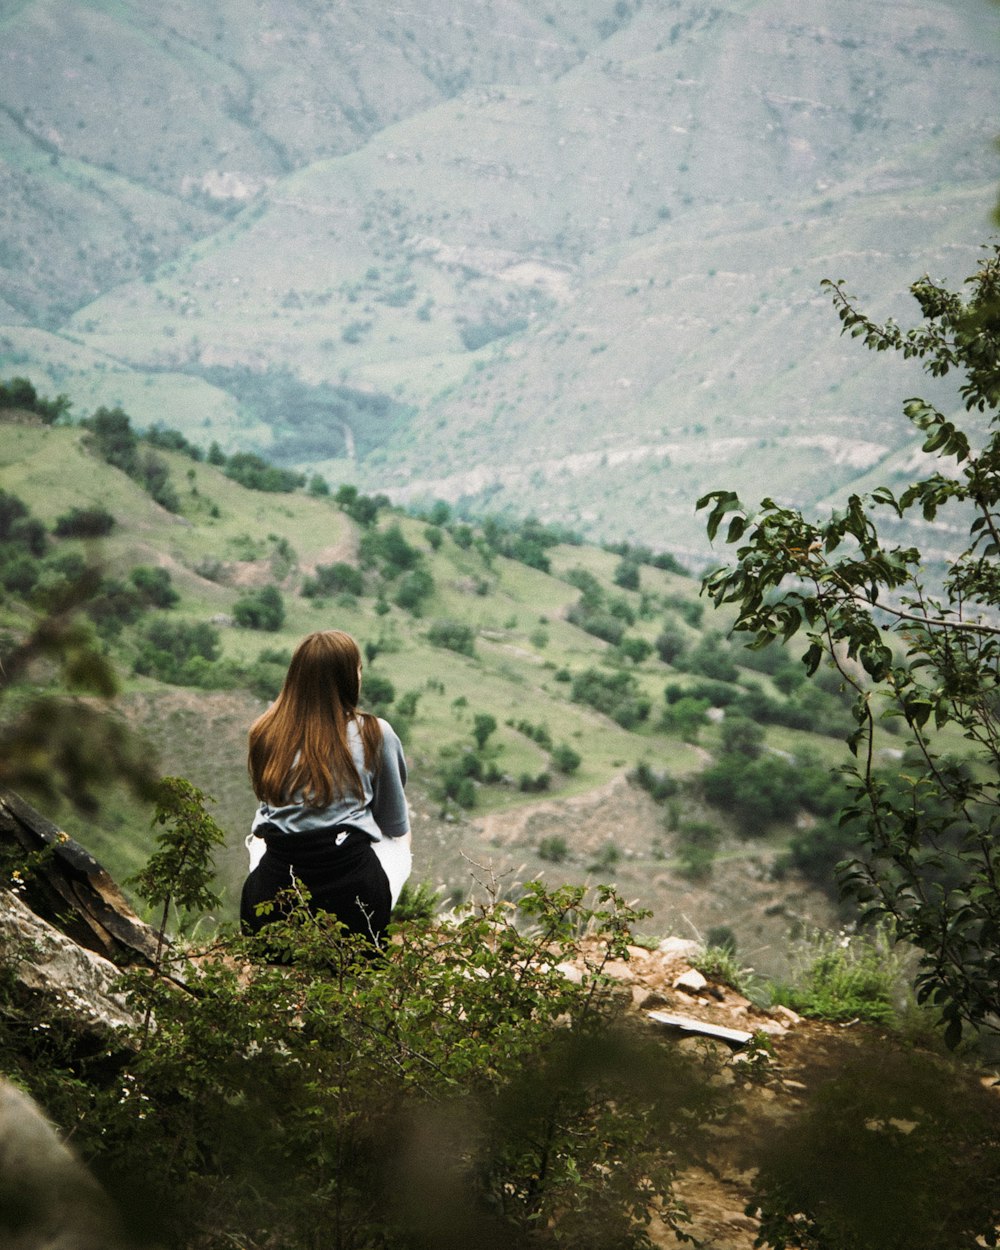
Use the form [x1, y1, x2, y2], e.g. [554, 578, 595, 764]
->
[240, 826, 391, 946]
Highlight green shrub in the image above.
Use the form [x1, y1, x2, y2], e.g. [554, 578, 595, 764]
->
[0, 489, 47, 555]
[301, 561, 364, 598]
[233, 585, 285, 631]
[630, 762, 677, 802]
[224, 452, 305, 493]
[571, 668, 650, 729]
[130, 565, 179, 609]
[538, 834, 570, 863]
[472, 712, 497, 749]
[551, 743, 582, 774]
[768, 928, 901, 1025]
[393, 566, 434, 613]
[427, 619, 475, 656]
[134, 618, 221, 684]
[53, 505, 115, 538]
[674, 821, 720, 881]
[392, 879, 441, 924]
[0, 376, 70, 423]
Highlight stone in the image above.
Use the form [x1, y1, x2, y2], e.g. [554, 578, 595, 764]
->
[0, 1078, 128, 1249]
[0, 891, 139, 1037]
[673, 968, 708, 994]
[657, 937, 702, 961]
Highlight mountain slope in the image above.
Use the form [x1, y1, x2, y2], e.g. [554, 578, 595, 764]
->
[0, 0, 996, 557]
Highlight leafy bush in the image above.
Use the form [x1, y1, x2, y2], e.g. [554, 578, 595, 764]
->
[361, 671, 395, 714]
[0, 375, 70, 423]
[654, 623, 687, 664]
[233, 585, 285, 631]
[512, 718, 553, 750]
[615, 636, 652, 664]
[538, 834, 569, 863]
[613, 558, 641, 590]
[659, 695, 709, 741]
[34, 875, 714, 1250]
[134, 618, 221, 684]
[301, 560, 364, 598]
[130, 565, 179, 609]
[224, 452, 305, 493]
[676, 631, 739, 682]
[768, 928, 901, 1025]
[82, 407, 181, 510]
[551, 743, 582, 774]
[427, 619, 476, 656]
[391, 879, 442, 923]
[53, 505, 115, 538]
[85, 577, 144, 639]
[360, 521, 421, 576]
[472, 712, 497, 749]
[570, 668, 650, 729]
[393, 566, 435, 613]
[630, 761, 677, 802]
[142, 425, 204, 460]
[0, 489, 47, 556]
[675, 821, 721, 881]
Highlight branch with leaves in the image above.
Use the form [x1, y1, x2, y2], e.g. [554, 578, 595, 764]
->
[698, 244, 1000, 1045]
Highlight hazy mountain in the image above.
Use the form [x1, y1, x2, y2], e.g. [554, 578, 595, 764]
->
[1, 0, 996, 558]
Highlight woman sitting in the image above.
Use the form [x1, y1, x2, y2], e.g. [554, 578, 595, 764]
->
[241, 629, 412, 946]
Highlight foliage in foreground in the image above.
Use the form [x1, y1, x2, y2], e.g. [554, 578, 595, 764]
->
[5, 846, 721, 1250]
[699, 243, 1000, 1046]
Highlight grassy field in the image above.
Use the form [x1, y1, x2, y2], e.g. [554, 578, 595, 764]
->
[2, 410, 858, 943]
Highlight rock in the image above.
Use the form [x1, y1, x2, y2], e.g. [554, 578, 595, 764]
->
[556, 961, 584, 984]
[674, 968, 708, 994]
[770, 1004, 803, 1026]
[0, 891, 140, 1037]
[657, 937, 702, 961]
[0, 789, 163, 967]
[0, 1078, 128, 1249]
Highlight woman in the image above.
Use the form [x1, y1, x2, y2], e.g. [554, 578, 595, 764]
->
[241, 629, 412, 945]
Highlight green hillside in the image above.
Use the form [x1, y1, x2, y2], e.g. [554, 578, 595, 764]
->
[0, 393, 874, 964]
[0, 0, 996, 562]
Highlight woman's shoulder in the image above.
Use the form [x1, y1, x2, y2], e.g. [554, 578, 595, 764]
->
[354, 711, 399, 741]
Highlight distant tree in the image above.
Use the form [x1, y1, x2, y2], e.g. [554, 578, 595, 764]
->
[130, 565, 179, 609]
[427, 619, 476, 656]
[472, 712, 497, 750]
[53, 506, 115, 538]
[654, 621, 687, 665]
[224, 452, 305, 494]
[84, 406, 140, 476]
[0, 489, 47, 556]
[393, 567, 435, 614]
[233, 584, 285, 631]
[551, 743, 582, 774]
[0, 376, 70, 423]
[613, 558, 641, 591]
[301, 562, 364, 599]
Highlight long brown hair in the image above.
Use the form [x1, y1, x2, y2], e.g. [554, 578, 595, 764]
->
[248, 630, 384, 807]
